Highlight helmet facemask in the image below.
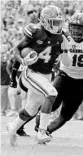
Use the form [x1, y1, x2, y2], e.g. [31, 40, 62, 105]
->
[47, 18, 63, 34]
[40, 5, 63, 34]
[69, 23, 83, 43]
[69, 13, 83, 43]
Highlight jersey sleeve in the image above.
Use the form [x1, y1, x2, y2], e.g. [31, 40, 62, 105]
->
[17, 23, 38, 52]
[23, 23, 37, 39]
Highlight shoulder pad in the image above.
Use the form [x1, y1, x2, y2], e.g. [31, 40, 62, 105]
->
[28, 23, 38, 32]
[23, 23, 38, 38]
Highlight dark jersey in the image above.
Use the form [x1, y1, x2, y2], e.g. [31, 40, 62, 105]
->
[17, 23, 68, 74]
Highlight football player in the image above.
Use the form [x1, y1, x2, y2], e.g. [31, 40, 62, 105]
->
[6, 5, 71, 145]
[43, 12, 83, 137]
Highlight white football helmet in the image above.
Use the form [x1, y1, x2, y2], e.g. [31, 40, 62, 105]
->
[40, 5, 64, 34]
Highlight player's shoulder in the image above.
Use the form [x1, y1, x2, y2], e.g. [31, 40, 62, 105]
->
[62, 28, 69, 35]
[26, 23, 40, 32]
[23, 23, 41, 38]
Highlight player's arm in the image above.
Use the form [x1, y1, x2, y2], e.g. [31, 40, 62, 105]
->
[61, 35, 72, 66]
[9, 24, 38, 88]
[14, 23, 37, 64]
[8, 38, 29, 88]
[14, 37, 31, 64]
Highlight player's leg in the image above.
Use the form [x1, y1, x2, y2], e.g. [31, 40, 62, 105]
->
[24, 70, 57, 141]
[32, 74, 57, 143]
[49, 93, 62, 122]
[16, 79, 29, 136]
[6, 70, 57, 144]
[16, 101, 29, 136]
[51, 93, 62, 112]
[35, 71, 63, 142]
[6, 82, 45, 145]
[47, 79, 83, 134]
[6, 88, 39, 145]
[37, 95, 56, 143]
[19, 77, 28, 109]
[23, 70, 57, 143]
[15, 76, 36, 136]
[43, 71, 70, 134]
[76, 101, 83, 120]
[34, 93, 62, 132]
[16, 109, 36, 136]
[6, 108, 37, 145]
[7, 70, 47, 139]
[14, 88, 45, 139]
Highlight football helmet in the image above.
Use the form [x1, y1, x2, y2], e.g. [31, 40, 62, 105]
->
[69, 12, 83, 42]
[40, 5, 63, 34]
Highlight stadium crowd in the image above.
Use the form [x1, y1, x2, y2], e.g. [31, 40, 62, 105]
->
[1, 0, 83, 120]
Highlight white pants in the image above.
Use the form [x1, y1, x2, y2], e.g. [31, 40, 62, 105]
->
[20, 69, 57, 116]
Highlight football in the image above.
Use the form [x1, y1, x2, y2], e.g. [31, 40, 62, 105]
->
[21, 47, 37, 58]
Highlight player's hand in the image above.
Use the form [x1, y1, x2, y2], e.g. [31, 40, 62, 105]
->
[21, 58, 26, 66]
[23, 51, 38, 65]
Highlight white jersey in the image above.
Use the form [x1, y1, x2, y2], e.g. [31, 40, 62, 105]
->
[60, 35, 83, 79]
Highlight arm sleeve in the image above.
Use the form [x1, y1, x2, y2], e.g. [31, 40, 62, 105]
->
[17, 23, 37, 52]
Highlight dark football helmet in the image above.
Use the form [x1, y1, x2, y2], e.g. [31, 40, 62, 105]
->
[69, 12, 83, 43]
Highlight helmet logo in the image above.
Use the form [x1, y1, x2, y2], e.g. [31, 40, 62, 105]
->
[72, 45, 76, 50]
